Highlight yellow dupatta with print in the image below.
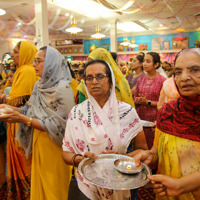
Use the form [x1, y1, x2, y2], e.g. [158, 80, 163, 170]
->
[70, 78, 78, 103]
[77, 48, 135, 107]
[6, 41, 38, 200]
[8, 41, 38, 106]
[153, 128, 200, 200]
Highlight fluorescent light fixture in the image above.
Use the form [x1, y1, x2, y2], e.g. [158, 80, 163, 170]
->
[49, 0, 113, 18]
[0, 8, 6, 16]
[118, 22, 146, 32]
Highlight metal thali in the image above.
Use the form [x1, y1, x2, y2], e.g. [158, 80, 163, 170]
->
[78, 154, 150, 190]
[140, 120, 155, 128]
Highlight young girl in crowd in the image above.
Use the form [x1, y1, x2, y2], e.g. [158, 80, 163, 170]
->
[126, 55, 145, 98]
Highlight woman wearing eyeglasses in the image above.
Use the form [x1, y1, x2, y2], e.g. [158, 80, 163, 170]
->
[129, 48, 200, 199]
[77, 48, 135, 107]
[0, 41, 38, 199]
[0, 46, 75, 200]
[62, 59, 148, 200]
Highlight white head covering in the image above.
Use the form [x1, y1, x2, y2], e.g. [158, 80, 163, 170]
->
[83, 61, 124, 153]
[63, 60, 142, 200]
[16, 46, 75, 158]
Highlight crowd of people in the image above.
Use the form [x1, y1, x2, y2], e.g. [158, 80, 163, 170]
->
[0, 41, 199, 200]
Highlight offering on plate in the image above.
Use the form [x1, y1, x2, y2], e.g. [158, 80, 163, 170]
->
[78, 154, 150, 190]
[114, 158, 144, 174]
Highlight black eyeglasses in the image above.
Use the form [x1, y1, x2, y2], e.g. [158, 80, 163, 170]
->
[85, 74, 108, 83]
[32, 59, 44, 65]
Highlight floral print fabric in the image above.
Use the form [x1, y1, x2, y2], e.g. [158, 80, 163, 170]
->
[63, 62, 142, 200]
[16, 46, 75, 157]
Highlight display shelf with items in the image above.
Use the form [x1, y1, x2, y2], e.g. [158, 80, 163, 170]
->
[55, 45, 85, 56]
[53, 39, 85, 56]
[117, 49, 180, 55]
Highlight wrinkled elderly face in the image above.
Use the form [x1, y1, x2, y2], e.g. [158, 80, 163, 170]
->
[174, 51, 200, 97]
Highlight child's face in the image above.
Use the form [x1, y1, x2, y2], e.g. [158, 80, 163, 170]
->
[7, 71, 14, 85]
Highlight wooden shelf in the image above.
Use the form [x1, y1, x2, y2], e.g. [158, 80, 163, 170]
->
[63, 54, 88, 57]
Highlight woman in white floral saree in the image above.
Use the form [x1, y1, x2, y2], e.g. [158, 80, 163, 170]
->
[62, 59, 148, 200]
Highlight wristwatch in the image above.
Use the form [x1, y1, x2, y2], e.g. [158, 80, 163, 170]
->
[147, 100, 151, 106]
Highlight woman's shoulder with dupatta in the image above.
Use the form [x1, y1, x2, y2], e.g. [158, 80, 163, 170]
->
[117, 100, 139, 119]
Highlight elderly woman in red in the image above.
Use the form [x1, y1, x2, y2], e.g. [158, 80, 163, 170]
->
[130, 48, 200, 199]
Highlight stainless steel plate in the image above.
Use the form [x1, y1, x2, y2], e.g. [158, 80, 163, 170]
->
[114, 158, 144, 174]
[78, 154, 150, 190]
[141, 120, 155, 128]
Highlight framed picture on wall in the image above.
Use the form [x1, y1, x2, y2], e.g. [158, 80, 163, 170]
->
[163, 41, 170, 50]
[78, 46, 83, 53]
[73, 47, 78, 53]
[100, 44, 110, 51]
[172, 37, 188, 49]
[117, 42, 125, 51]
[68, 47, 72, 53]
[64, 48, 68, 54]
[151, 38, 161, 51]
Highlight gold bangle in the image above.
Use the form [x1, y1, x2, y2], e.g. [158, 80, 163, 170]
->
[27, 118, 32, 127]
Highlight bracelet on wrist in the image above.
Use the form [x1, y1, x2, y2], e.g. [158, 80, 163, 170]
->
[27, 117, 32, 127]
[72, 154, 82, 167]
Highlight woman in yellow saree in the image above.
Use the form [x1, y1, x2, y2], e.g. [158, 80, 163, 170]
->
[0, 46, 75, 200]
[5, 41, 38, 199]
[77, 48, 135, 107]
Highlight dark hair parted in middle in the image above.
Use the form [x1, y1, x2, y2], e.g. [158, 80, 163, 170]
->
[147, 52, 161, 69]
[84, 59, 112, 84]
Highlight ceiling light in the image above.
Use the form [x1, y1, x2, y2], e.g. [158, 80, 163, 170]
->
[118, 22, 146, 32]
[129, 43, 138, 48]
[0, 8, 6, 16]
[65, 18, 83, 36]
[65, 13, 69, 17]
[91, 26, 105, 40]
[120, 40, 131, 46]
[49, 0, 114, 18]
